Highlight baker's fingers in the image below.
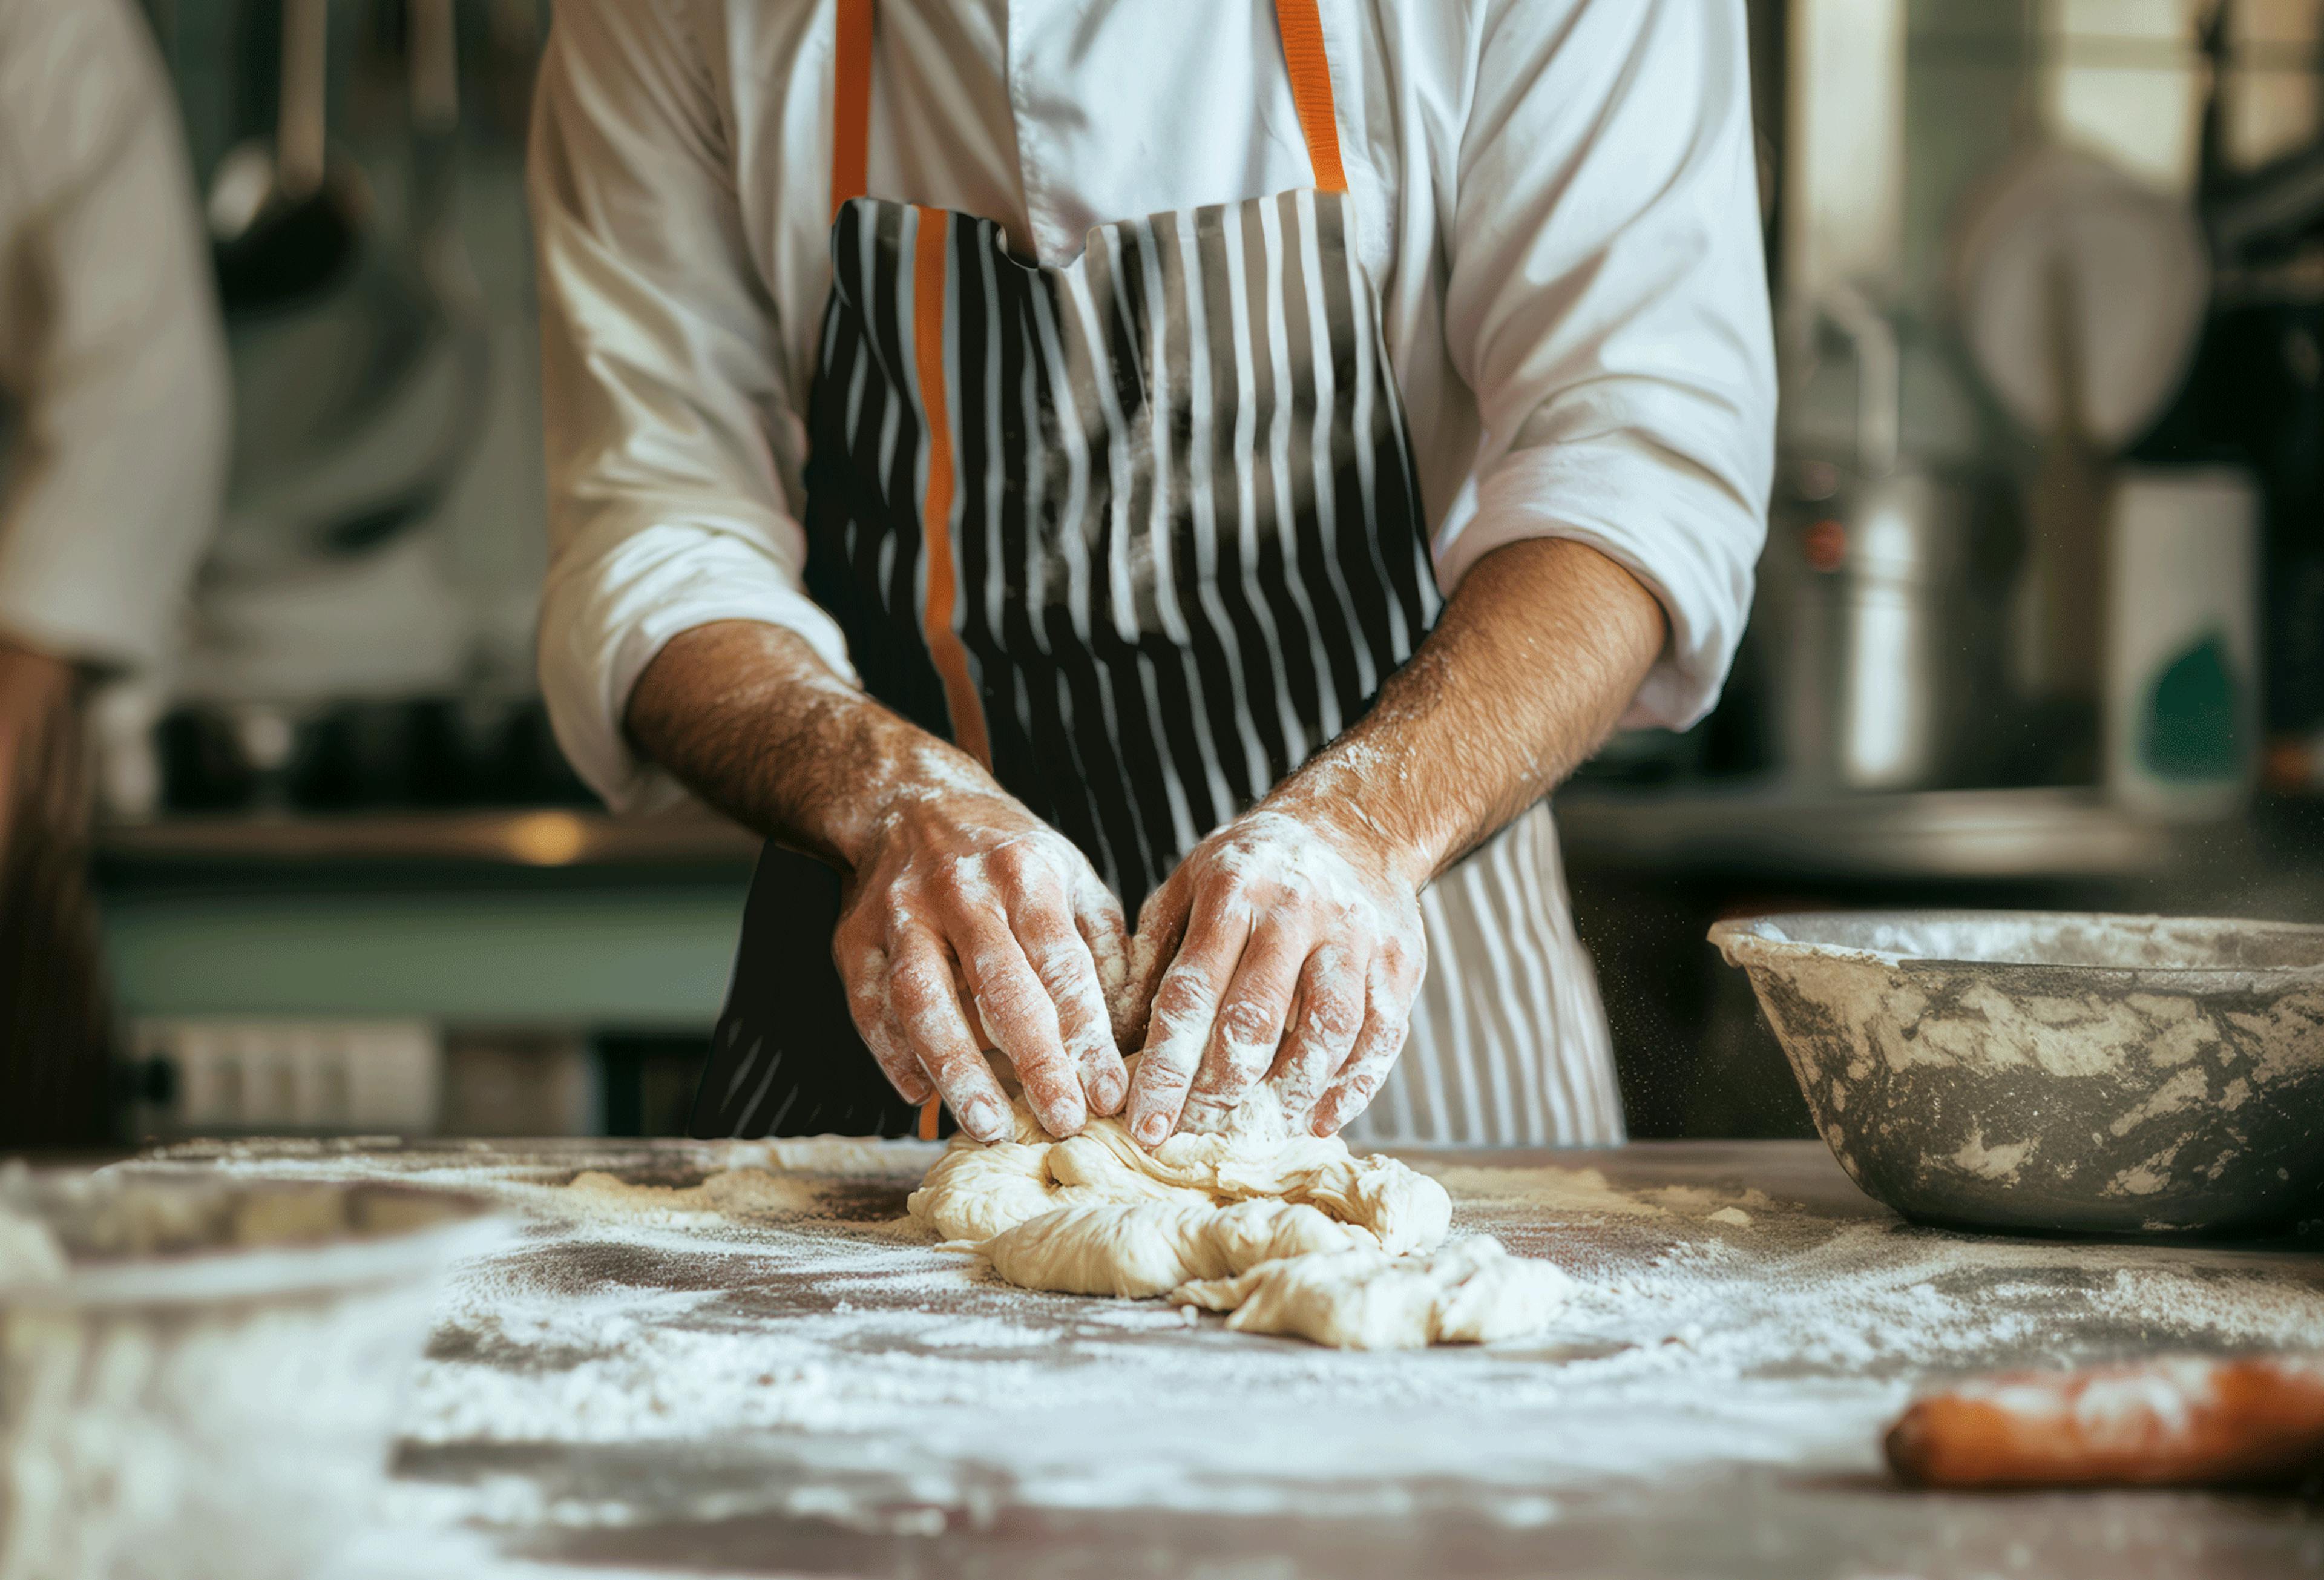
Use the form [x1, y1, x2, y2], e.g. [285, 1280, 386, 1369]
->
[1121, 874, 1192, 1049]
[1261, 944, 1364, 1131]
[1124, 886, 1253, 1147]
[888, 924, 1013, 1141]
[949, 904, 1087, 1138]
[1310, 990, 1410, 1138]
[877, 1001, 931, 1107]
[1009, 878, 1128, 1118]
[1177, 925, 1310, 1134]
[1072, 876, 1137, 1055]
[838, 942, 934, 1105]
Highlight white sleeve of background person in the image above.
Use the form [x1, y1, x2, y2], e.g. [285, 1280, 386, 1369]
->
[1432, 0, 1775, 732]
[528, 0, 858, 813]
[0, 0, 229, 673]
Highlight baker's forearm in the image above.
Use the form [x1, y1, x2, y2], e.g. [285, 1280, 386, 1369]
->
[625, 619, 987, 869]
[1272, 538, 1666, 885]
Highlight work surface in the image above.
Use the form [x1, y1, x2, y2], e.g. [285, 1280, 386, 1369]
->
[152, 1136, 2324, 1580]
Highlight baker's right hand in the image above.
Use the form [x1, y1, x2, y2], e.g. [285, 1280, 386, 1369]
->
[832, 773, 1130, 1142]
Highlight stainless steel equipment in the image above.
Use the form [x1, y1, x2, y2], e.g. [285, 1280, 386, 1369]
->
[1760, 290, 2004, 791]
[1764, 469, 1975, 791]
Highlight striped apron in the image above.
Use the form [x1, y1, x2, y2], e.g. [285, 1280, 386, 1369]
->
[691, 0, 1623, 1148]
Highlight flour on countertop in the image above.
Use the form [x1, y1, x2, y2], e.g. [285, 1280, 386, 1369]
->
[133, 1137, 2324, 1544]
[561, 1168, 838, 1223]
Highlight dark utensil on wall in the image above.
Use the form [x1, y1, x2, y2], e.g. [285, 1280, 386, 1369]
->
[208, 0, 369, 315]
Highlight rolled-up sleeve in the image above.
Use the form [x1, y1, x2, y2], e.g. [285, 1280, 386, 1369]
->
[0, 0, 228, 674]
[529, 0, 853, 811]
[1435, 0, 1774, 731]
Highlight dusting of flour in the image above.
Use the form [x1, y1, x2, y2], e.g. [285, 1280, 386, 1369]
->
[130, 1136, 2324, 1545]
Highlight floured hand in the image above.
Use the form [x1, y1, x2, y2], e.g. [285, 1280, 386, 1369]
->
[832, 757, 1130, 1143]
[626, 626, 1129, 1145]
[1121, 800, 1425, 1145]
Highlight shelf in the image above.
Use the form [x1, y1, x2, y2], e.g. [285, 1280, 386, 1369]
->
[96, 786, 2239, 884]
[1552, 784, 2236, 881]
[87, 789, 2259, 1025]
[97, 808, 760, 870]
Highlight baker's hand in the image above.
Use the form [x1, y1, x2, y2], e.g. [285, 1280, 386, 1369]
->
[832, 772, 1130, 1144]
[1122, 797, 1426, 1145]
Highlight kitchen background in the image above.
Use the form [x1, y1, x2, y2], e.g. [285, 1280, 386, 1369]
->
[85, 0, 2324, 1145]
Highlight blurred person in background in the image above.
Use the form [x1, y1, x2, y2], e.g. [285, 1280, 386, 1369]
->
[0, 0, 229, 1148]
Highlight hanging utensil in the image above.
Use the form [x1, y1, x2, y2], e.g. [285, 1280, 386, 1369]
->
[313, 0, 491, 558]
[206, 0, 490, 585]
[1949, 146, 2210, 453]
[209, 0, 369, 315]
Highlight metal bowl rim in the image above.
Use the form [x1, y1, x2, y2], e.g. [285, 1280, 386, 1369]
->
[1710, 909, 2324, 979]
[2, 1176, 511, 1311]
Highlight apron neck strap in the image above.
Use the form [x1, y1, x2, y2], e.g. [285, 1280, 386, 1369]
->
[1275, 0, 1348, 194]
[830, 0, 1348, 217]
[832, 0, 875, 220]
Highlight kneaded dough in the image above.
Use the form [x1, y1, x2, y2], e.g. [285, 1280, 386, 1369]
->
[906, 1076, 1565, 1348]
[1173, 1237, 1574, 1349]
[982, 1197, 1371, 1299]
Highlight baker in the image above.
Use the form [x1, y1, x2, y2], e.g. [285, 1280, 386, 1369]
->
[530, 0, 1772, 1148]
[0, 0, 228, 1147]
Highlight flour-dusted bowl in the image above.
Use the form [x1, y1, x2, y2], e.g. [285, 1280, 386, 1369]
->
[1708, 911, 2324, 1235]
[0, 1170, 504, 1580]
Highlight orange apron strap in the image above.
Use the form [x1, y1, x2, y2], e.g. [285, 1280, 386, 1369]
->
[1274, 0, 1348, 193]
[835, 0, 957, 1141]
[832, 0, 874, 219]
[911, 201, 986, 1144]
[910, 208, 991, 771]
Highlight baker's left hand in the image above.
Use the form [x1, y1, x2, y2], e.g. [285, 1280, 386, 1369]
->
[1120, 795, 1426, 1145]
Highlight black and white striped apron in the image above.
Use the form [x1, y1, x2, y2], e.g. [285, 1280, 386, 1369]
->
[691, 0, 1623, 1148]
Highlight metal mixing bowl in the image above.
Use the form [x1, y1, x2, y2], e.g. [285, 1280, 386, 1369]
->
[0, 1171, 505, 1580]
[1709, 910, 2324, 1235]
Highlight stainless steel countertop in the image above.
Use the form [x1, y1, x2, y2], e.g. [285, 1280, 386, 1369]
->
[140, 1136, 2324, 1580]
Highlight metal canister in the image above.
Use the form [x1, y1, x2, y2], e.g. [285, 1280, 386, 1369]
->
[1763, 466, 1980, 791]
[1759, 286, 2014, 792]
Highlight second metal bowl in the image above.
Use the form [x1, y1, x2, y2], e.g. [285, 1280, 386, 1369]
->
[1710, 910, 2324, 1235]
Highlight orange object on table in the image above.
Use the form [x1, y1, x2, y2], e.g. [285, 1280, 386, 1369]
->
[1886, 1355, 2324, 1490]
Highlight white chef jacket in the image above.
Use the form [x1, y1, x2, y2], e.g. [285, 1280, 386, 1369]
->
[531, 0, 1774, 811]
[0, 0, 228, 673]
